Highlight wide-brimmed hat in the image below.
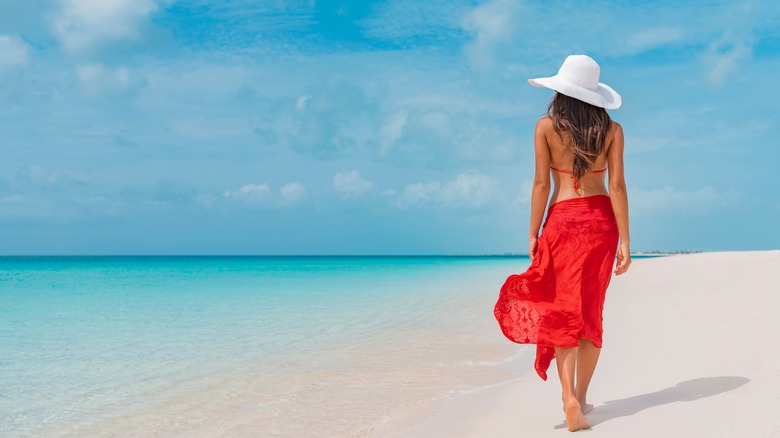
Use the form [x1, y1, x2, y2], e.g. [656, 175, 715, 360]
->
[528, 55, 621, 110]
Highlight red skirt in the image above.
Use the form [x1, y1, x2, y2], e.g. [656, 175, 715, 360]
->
[494, 195, 619, 380]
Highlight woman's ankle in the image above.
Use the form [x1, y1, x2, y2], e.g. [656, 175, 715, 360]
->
[562, 394, 579, 405]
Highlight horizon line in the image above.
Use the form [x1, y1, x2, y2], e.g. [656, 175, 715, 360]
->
[0, 252, 704, 258]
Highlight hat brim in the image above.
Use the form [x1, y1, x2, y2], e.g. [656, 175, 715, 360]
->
[528, 76, 622, 110]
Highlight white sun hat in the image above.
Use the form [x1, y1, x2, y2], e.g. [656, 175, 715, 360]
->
[528, 55, 622, 110]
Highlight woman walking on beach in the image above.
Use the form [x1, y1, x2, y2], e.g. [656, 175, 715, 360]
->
[494, 55, 631, 432]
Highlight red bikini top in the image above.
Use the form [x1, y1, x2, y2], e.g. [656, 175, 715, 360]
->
[550, 166, 607, 191]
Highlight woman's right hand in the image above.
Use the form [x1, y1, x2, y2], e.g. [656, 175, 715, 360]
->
[614, 241, 631, 275]
[528, 236, 539, 261]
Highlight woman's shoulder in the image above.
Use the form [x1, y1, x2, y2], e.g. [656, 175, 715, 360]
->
[535, 115, 553, 131]
[536, 115, 552, 126]
[608, 120, 624, 141]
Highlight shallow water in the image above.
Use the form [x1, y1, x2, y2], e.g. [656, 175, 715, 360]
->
[0, 256, 529, 437]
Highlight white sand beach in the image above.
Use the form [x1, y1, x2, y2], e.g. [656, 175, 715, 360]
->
[391, 251, 780, 437]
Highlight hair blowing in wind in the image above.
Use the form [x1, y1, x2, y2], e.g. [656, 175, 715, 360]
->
[547, 92, 612, 183]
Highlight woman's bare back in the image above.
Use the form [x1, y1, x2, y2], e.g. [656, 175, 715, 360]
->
[536, 116, 621, 205]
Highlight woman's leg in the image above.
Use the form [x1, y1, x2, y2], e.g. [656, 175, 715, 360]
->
[555, 347, 590, 431]
[575, 339, 600, 413]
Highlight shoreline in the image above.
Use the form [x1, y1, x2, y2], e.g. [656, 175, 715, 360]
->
[385, 250, 780, 437]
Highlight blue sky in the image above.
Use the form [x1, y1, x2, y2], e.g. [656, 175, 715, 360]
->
[1, 0, 778, 255]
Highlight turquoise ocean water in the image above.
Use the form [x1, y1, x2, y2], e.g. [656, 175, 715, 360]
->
[1, 256, 530, 437]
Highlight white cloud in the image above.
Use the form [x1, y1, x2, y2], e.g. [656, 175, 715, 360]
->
[76, 63, 147, 98]
[399, 181, 441, 206]
[295, 95, 310, 112]
[697, 2, 772, 87]
[223, 182, 307, 206]
[440, 171, 498, 207]
[462, 0, 520, 70]
[52, 0, 159, 54]
[290, 78, 377, 157]
[377, 107, 519, 165]
[378, 109, 408, 156]
[333, 170, 374, 196]
[16, 164, 63, 188]
[223, 183, 273, 204]
[623, 27, 685, 55]
[280, 182, 306, 203]
[397, 171, 498, 208]
[704, 39, 752, 87]
[631, 186, 740, 214]
[0, 35, 30, 72]
[512, 180, 534, 207]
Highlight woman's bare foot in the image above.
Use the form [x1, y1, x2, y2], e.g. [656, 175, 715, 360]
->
[575, 391, 594, 414]
[562, 400, 593, 414]
[564, 400, 590, 432]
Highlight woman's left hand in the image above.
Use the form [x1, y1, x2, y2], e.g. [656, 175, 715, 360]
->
[614, 241, 631, 275]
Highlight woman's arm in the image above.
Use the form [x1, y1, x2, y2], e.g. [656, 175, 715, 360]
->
[529, 118, 551, 260]
[606, 122, 631, 275]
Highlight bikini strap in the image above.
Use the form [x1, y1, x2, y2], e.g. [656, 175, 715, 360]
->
[549, 166, 608, 191]
[550, 166, 607, 174]
[549, 166, 572, 174]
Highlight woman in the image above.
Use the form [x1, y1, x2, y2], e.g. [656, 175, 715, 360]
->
[494, 55, 631, 432]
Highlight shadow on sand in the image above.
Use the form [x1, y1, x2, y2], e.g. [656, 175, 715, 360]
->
[554, 376, 750, 430]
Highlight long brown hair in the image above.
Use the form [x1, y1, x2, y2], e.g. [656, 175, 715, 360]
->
[547, 92, 611, 182]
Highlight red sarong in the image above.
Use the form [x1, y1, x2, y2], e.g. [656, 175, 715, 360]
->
[494, 195, 619, 380]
